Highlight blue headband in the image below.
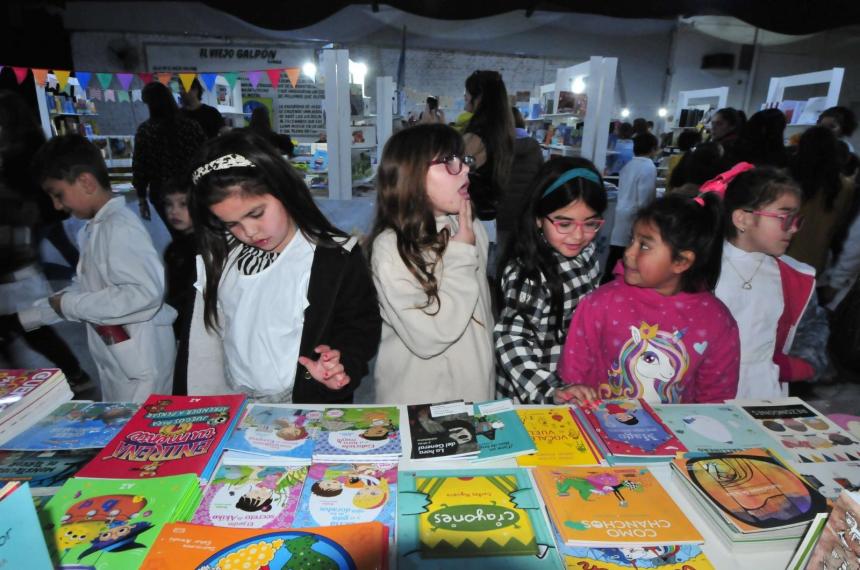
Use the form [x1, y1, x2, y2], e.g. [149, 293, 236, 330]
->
[541, 168, 602, 199]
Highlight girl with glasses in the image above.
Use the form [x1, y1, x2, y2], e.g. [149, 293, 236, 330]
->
[716, 166, 829, 399]
[494, 157, 607, 403]
[367, 124, 495, 404]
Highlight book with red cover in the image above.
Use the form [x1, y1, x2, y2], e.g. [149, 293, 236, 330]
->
[75, 394, 246, 481]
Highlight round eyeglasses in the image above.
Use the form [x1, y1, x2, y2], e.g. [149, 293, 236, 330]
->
[429, 154, 476, 175]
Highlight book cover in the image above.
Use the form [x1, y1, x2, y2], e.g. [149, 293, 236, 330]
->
[786, 512, 828, 570]
[140, 521, 389, 570]
[515, 407, 602, 466]
[559, 544, 714, 569]
[75, 394, 246, 479]
[672, 448, 828, 534]
[0, 368, 62, 415]
[41, 474, 202, 569]
[471, 399, 535, 461]
[733, 398, 860, 463]
[397, 468, 563, 569]
[407, 402, 478, 460]
[804, 491, 860, 568]
[581, 400, 686, 459]
[651, 403, 775, 454]
[789, 460, 860, 501]
[310, 406, 401, 458]
[533, 465, 702, 546]
[1, 401, 138, 450]
[192, 464, 308, 529]
[0, 483, 54, 568]
[292, 462, 398, 540]
[224, 404, 314, 459]
[0, 449, 97, 492]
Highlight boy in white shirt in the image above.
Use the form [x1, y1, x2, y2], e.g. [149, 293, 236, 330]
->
[16, 135, 176, 402]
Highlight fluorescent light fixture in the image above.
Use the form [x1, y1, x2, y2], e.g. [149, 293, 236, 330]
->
[657, 107, 668, 117]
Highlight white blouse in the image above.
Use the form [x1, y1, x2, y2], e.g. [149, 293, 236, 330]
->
[715, 240, 785, 399]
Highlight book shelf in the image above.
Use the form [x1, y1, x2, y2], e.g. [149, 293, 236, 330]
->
[763, 67, 844, 130]
[671, 87, 729, 130]
[36, 74, 99, 139]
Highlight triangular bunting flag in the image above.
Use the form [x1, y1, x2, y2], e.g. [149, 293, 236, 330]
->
[131, 89, 142, 102]
[89, 87, 103, 101]
[246, 70, 263, 89]
[847, 452, 859, 461]
[156, 72, 172, 85]
[222, 72, 238, 89]
[31, 68, 49, 86]
[12, 66, 29, 84]
[117, 90, 130, 103]
[54, 70, 71, 90]
[199, 72, 217, 92]
[104, 89, 116, 102]
[285, 67, 300, 88]
[266, 68, 281, 88]
[178, 72, 196, 92]
[138, 72, 153, 84]
[76, 71, 92, 91]
[97, 73, 113, 89]
[835, 453, 848, 461]
[116, 73, 134, 90]
[800, 455, 812, 463]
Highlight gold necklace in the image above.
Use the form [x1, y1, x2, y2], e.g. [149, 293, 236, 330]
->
[724, 255, 765, 290]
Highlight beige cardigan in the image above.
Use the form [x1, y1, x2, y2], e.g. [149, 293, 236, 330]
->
[371, 215, 495, 404]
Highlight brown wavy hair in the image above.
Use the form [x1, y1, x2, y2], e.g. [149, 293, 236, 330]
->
[367, 124, 465, 313]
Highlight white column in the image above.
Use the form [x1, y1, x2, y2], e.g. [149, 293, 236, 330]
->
[322, 49, 352, 200]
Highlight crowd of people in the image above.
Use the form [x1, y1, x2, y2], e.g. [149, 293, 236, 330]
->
[1, 71, 858, 411]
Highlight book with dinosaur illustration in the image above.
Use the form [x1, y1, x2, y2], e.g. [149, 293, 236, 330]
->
[308, 406, 402, 461]
[532, 465, 702, 547]
[515, 407, 602, 466]
[139, 521, 389, 570]
[40, 474, 202, 569]
[397, 468, 564, 569]
[407, 401, 478, 460]
[223, 404, 315, 461]
[470, 399, 535, 462]
[1, 401, 138, 450]
[74, 394, 246, 481]
[0, 449, 98, 495]
[191, 464, 308, 529]
[292, 462, 398, 540]
[651, 403, 775, 454]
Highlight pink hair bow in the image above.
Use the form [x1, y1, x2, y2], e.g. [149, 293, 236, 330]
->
[693, 162, 755, 205]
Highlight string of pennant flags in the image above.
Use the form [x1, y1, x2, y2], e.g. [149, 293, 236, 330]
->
[0, 65, 306, 102]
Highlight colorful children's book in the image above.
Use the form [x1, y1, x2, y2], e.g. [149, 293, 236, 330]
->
[470, 399, 535, 462]
[41, 474, 202, 569]
[671, 448, 828, 539]
[309, 406, 402, 461]
[292, 462, 398, 540]
[224, 404, 314, 461]
[731, 398, 860, 463]
[580, 400, 687, 463]
[515, 407, 602, 466]
[533, 465, 702, 547]
[804, 491, 860, 569]
[397, 468, 564, 569]
[558, 543, 714, 570]
[651, 403, 776, 454]
[0, 368, 73, 444]
[786, 512, 828, 570]
[192, 464, 308, 529]
[0, 482, 54, 568]
[1, 401, 138, 450]
[0, 449, 98, 495]
[790, 460, 860, 500]
[407, 401, 478, 460]
[140, 521, 389, 569]
[74, 394, 246, 481]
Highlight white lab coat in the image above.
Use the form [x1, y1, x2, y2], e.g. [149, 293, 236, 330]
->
[609, 156, 657, 247]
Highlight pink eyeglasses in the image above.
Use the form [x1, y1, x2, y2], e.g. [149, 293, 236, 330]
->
[544, 217, 605, 235]
[744, 209, 804, 231]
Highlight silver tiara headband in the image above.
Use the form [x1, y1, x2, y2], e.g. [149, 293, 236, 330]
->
[191, 154, 256, 184]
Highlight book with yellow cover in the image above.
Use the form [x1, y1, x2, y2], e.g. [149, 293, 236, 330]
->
[532, 465, 703, 547]
[515, 407, 602, 466]
[140, 521, 388, 570]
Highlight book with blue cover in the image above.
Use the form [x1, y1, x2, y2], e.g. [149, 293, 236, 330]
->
[0, 482, 53, 568]
[1, 401, 138, 450]
[223, 404, 314, 461]
[580, 400, 687, 463]
[309, 406, 402, 461]
[470, 399, 536, 462]
[651, 403, 776, 454]
[0, 449, 97, 495]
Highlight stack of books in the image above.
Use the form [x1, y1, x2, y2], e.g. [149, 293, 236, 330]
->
[651, 403, 777, 454]
[470, 399, 535, 462]
[407, 401, 479, 460]
[308, 406, 402, 462]
[0, 449, 98, 503]
[222, 404, 315, 465]
[0, 369, 73, 445]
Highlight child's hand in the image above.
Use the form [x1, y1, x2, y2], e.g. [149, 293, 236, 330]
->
[48, 294, 65, 318]
[450, 198, 475, 245]
[298, 345, 351, 391]
[553, 384, 597, 406]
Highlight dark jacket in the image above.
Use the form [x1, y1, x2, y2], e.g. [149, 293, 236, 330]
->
[497, 137, 544, 233]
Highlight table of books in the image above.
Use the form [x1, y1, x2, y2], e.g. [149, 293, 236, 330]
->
[2, 372, 859, 570]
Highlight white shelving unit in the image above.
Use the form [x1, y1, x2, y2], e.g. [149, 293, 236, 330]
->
[201, 74, 244, 127]
[764, 67, 844, 128]
[671, 86, 729, 129]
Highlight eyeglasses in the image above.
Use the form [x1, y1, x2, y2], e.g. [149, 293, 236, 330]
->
[544, 217, 605, 235]
[744, 209, 804, 231]
[429, 154, 476, 175]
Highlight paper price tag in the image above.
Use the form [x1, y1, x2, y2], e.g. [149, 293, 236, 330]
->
[477, 400, 514, 416]
[430, 401, 468, 418]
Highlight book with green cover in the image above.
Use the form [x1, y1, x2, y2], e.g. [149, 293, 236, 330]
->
[397, 468, 563, 569]
[651, 403, 776, 454]
[471, 399, 536, 462]
[40, 474, 201, 569]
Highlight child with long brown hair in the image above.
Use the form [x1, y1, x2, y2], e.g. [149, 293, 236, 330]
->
[368, 124, 494, 404]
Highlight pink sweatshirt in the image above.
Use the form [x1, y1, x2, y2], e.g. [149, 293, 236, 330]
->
[558, 270, 740, 404]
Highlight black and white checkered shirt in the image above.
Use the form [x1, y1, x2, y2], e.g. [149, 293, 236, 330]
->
[494, 243, 600, 404]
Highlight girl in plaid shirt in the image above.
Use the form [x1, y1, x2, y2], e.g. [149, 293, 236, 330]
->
[494, 158, 608, 403]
